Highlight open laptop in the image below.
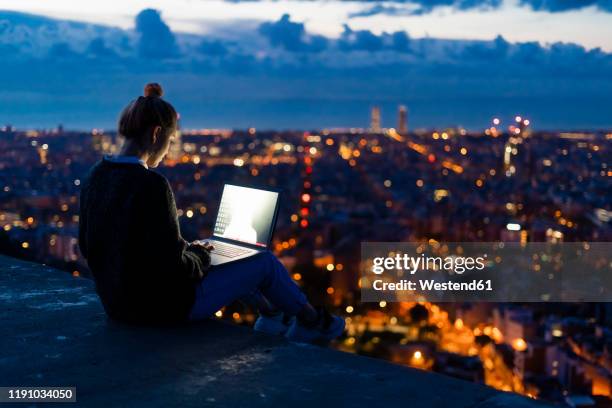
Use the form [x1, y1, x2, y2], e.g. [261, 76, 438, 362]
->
[197, 183, 281, 266]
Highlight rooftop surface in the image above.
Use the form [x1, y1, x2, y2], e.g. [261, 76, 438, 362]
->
[0, 255, 549, 407]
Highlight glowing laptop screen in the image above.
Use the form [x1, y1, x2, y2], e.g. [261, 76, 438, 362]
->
[213, 184, 279, 247]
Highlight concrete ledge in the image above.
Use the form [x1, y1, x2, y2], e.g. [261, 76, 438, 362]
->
[0, 256, 549, 407]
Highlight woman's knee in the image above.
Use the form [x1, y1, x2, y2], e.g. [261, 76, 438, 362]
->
[254, 251, 283, 282]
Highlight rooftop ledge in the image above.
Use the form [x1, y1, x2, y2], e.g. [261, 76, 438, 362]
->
[0, 255, 549, 407]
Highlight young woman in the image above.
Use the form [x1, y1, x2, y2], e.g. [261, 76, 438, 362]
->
[78, 83, 344, 342]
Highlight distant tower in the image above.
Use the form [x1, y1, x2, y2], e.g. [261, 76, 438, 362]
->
[398, 105, 408, 135]
[370, 106, 381, 133]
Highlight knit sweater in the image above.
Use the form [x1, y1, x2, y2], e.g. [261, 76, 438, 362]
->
[78, 158, 210, 324]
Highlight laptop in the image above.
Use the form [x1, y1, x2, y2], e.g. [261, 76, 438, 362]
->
[197, 183, 281, 266]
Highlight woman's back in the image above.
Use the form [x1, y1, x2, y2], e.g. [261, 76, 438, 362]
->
[79, 158, 203, 324]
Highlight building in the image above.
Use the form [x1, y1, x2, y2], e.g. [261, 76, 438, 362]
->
[398, 105, 408, 135]
[370, 106, 381, 133]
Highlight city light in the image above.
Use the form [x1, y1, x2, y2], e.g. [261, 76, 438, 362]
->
[506, 223, 521, 231]
[512, 338, 528, 352]
[0, 114, 609, 405]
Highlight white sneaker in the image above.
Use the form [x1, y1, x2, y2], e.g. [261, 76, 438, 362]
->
[254, 313, 295, 335]
[285, 308, 345, 343]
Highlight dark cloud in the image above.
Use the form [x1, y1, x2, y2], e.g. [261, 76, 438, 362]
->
[232, 0, 503, 17]
[337, 25, 413, 53]
[391, 31, 411, 52]
[339, 25, 384, 51]
[404, 0, 502, 15]
[349, 4, 415, 18]
[135, 9, 179, 59]
[259, 14, 327, 52]
[228, 0, 612, 15]
[519, 0, 612, 12]
[198, 39, 228, 56]
[457, 35, 612, 74]
[86, 38, 117, 58]
[512, 41, 547, 64]
[461, 35, 510, 60]
[48, 42, 78, 58]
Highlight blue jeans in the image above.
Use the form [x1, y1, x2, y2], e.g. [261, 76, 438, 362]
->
[189, 250, 308, 320]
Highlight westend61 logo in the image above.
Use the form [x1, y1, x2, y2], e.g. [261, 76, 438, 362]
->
[371, 253, 487, 275]
[361, 242, 612, 303]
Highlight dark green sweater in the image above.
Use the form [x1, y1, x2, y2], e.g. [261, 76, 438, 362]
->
[78, 158, 210, 324]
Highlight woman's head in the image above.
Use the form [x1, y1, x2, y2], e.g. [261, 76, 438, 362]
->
[118, 83, 177, 168]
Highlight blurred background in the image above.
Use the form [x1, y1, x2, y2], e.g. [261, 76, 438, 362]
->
[0, 1, 611, 406]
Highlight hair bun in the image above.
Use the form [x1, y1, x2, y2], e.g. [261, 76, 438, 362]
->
[144, 83, 163, 98]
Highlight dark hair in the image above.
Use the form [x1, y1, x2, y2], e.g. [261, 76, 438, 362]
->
[118, 83, 177, 148]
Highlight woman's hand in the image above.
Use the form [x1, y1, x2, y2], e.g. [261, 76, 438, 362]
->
[191, 240, 214, 252]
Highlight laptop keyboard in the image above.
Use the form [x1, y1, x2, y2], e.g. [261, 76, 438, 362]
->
[211, 242, 252, 258]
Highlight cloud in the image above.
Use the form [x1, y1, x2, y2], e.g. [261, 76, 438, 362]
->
[0, 10, 130, 58]
[363, 0, 502, 16]
[48, 42, 78, 58]
[461, 35, 510, 60]
[339, 25, 384, 51]
[227, 0, 612, 15]
[349, 4, 417, 18]
[198, 39, 229, 56]
[519, 0, 612, 12]
[135, 8, 179, 58]
[337, 25, 413, 53]
[1, 9, 612, 129]
[258, 14, 327, 52]
[86, 38, 117, 58]
[391, 31, 411, 52]
[232, 0, 503, 17]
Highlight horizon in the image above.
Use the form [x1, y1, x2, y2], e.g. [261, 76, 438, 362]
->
[3, 121, 612, 134]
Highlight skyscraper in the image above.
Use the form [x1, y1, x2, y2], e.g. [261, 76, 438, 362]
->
[398, 105, 408, 135]
[370, 106, 381, 133]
